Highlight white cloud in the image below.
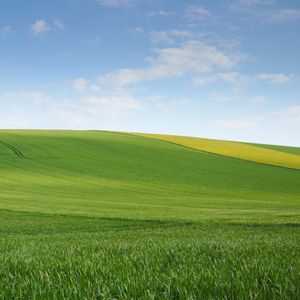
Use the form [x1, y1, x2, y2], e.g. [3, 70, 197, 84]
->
[30, 20, 50, 35]
[99, 69, 144, 87]
[216, 117, 260, 129]
[5, 90, 50, 104]
[184, 6, 211, 21]
[1, 25, 12, 38]
[54, 20, 64, 30]
[99, 40, 239, 87]
[150, 31, 174, 44]
[257, 73, 292, 83]
[194, 72, 293, 87]
[147, 10, 174, 17]
[82, 95, 142, 111]
[153, 39, 237, 74]
[276, 106, 300, 124]
[265, 9, 300, 23]
[145, 95, 191, 112]
[96, 0, 132, 6]
[213, 72, 255, 86]
[211, 91, 238, 103]
[128, 27, 143, 33]
[170, 30, 194, 39]
[84, 36, 101, 45]
[70, 78, 90, 93]
[219, 72, 245, 83]
[229, 1, 300, 25]
[211, 90, 267, 104]
[230, 0, 275, 9]
[3, 85, 143, 129]
[149, 30, 194, 45]
[240, 0, 274, 6]
[252, 95, 266, 103]
[193, 76, 216, 87]
[48, 92, 142, 123]
[194, 73, 240, 86]
[59, 78, 143, 117]
[0, 113, 31, 129]
[217, 72, 285, 85]
[172, 98, 192, 105]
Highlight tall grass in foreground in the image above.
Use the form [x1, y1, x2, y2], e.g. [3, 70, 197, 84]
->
[0, 130, 299, 299]
[0, 210, 299, 299]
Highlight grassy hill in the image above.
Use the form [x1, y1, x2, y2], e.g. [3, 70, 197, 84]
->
[132, 132, 300, 170]
[0, 130, 299, 299]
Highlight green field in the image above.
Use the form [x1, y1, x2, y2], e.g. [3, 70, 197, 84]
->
[132, 132, 300, 170]
[0, 130, 299, 299]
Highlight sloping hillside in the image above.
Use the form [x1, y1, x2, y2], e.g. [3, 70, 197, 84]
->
[1, 130, 300, 299]
[132, 132, 300, 170]
[0, 130, 299, 223]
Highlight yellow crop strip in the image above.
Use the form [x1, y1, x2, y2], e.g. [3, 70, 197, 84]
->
[132, 133, 300, 170]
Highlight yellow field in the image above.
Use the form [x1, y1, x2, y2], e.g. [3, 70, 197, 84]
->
[131, 133, 300, 170]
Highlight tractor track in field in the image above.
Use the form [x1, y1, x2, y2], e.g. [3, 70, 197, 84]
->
[0, 141, 25, 158]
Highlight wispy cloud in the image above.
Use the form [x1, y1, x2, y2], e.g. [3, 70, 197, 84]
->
[229, 1, 300, 24]
[276, 106, 300, 124]
[84, 36, 100, 45]
[3, 85, 143, 129]
[170, 30, 194, 39]
[265, 9, 300, 23]
[149, 31, 174, 44]
[82, 95, 142, 111]
[193, 76, 216, 87]
[54, 20, 65, 30]
[194, 72, 293, 87]
[0, 112, 31, 129]
[210, 90, 267, 104]
[5, 90, 50, 103]
[128, 27, 143, 33]
[1, 25, 12, 38]
[230, 0, 275, 10]
[149, 30, 194, 45]
[257, 73, 292, 83]
[216, 117, 260, 129]
[30, 20, 50, 35]
[145, 95, 191, 112]
[98, 40, 240, 87]
[50, 90, 142, 124]
[184, 6, 212, 21]
[67, 77, 143, 115]
[96, 0, 133, 6]
[147, 10, 174, 17]
[70, 78, 90, 93]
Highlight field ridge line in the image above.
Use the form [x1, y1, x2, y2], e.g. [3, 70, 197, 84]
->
[120, 132, 300, 172]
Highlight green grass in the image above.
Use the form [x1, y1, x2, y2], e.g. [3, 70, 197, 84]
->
[0, 130, 299, 299]
[132, 132, 300, 170]
[1, 210, 299, 300]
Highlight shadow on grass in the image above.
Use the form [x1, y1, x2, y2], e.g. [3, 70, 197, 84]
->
[229, 222, 300, 228]
[0, 208, 299, 236]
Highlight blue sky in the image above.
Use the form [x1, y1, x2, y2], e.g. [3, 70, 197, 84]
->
[1, 0, 300, 146]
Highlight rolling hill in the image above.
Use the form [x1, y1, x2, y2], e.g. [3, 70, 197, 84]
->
[132, 132, 300, 170]
[0, 129, 299, 222]
[0, 129, 299, 299]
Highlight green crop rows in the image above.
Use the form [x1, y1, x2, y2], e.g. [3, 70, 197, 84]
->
[0, 130, 299, 299]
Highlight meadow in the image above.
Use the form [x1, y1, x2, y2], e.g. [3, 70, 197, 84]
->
[0, 130, 299, 299]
